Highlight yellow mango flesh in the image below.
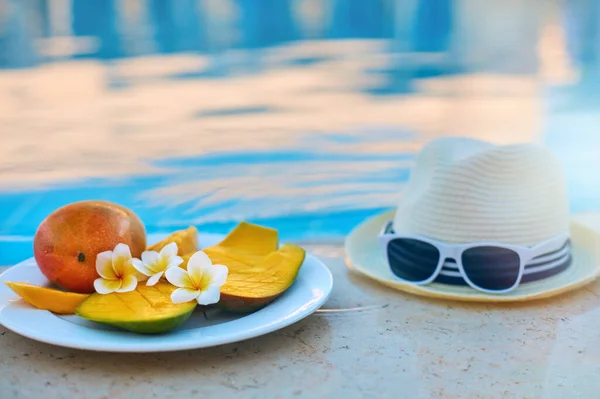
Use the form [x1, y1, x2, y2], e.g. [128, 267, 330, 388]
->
[179, 221, 279, 271]
[4, 281, 89, 314]
[201, 222, 305, 312]
[214, 221, 279, 256]
[207, 244, 304, 299]
[76, 283, 196, 334]
[147, 226, 198, 255]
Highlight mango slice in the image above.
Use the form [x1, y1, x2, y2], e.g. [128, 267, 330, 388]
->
[214, 221, 279, 256]
[75, 283, 196, 334]
[179, 221, 279, 271]
[215, 244, 305, 312]
[147, 226, 198, 255]
[202, 222, 305, 313]
[4, 281, 89, 314]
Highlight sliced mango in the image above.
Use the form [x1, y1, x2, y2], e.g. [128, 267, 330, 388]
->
[180, 252, 193, 270]
[214, 221, 279, 256]
[147, 226, 198, 255]
[75, 283, 196, 334]
[213, 244, 305, 312]
[4, 281, 89, 314]
[179, 221, 279, 271]
[202, 222, 304, 313]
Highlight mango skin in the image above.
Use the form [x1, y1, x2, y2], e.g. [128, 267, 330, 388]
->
[33, 200, 146, 293]
[75, 283, 196, 334]
[100, 312, 194, 335]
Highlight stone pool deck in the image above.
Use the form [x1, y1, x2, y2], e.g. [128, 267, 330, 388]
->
[2, 219, 600, 399]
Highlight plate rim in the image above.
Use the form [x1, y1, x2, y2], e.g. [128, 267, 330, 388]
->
[0, 250, 332, 353]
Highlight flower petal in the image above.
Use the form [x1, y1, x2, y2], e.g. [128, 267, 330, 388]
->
[96, 251, 117, 279]
[123, 258, 140, 276]
[170, 288, 200, 304]
[160, 242, 179, 259]
[124, 259, 148, 282]
[132, 258, 153, 276]
[116, 275, 137, 293]
[187, 251, 213, 288]
[197, 286, 221, 305]
[94, 278, 121, 294]
[208, 264, 229, 287]
[112, 243, 132, 276]
[146, 272, 163, 286]
[187, 251, 212, 272]
[141, 251, 160, 269]
[165, 267, 193, 288]
[113, 243, 132, 260]
[167, 256, 184, 270]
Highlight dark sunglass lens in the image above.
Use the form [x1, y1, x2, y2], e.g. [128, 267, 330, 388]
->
[387, 239, 440, 282]
[461, 247, 521, 291]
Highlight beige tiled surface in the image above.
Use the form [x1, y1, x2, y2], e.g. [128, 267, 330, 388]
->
[2, 240, 600, 399]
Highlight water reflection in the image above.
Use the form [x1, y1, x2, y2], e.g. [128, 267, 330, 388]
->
[0, 1, 599, 265]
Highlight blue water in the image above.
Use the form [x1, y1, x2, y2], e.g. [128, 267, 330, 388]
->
[1, 1, 600, 265]
[0, 124, 417, 264]
[1, 119, 598, 266]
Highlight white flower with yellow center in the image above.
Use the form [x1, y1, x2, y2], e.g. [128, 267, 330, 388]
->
[132, 242, 184, 286]
[165, 251, 228, 305]
[94, 243, 145, 294]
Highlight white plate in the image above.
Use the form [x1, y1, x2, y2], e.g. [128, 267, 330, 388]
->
[0, 234, 332, 353]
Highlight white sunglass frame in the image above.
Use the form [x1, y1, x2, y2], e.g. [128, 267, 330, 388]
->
[378, 221, 571, 294]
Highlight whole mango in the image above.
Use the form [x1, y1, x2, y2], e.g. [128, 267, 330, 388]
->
[33, 200, 146, 293]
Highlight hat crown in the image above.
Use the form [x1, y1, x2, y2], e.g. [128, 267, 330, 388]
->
[393, 138, 570, 246]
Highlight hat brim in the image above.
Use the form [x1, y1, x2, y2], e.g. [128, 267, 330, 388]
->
[345, 210, 600, 302]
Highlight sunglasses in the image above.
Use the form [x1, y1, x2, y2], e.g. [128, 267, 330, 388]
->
[378, 221, 572, 294]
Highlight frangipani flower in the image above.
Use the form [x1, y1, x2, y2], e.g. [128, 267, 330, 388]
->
[165, 251, 228, 305]
[132, 242, 184, 286]
[94, 243, 146, 294]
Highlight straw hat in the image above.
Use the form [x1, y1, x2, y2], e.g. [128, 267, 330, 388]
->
[345, 138, 600, 302]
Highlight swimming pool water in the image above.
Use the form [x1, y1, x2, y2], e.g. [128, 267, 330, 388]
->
[1, 106, 599, 267]
[1, 1, 600, 265]
[0, 124, 417, 265]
